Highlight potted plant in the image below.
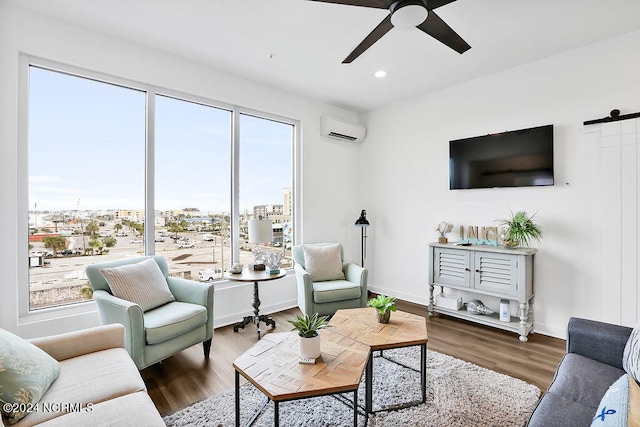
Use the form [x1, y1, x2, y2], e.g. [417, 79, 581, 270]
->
[367, 294, 397, 324]
[497, 210, 542, 248]
[287, 312, 332, 359]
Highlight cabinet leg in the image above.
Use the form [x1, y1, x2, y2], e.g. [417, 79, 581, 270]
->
[519, 302, 529, 341]
[428, 284, 435, 316]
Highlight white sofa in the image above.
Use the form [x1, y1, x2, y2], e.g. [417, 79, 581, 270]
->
[10, 324, 164, 426]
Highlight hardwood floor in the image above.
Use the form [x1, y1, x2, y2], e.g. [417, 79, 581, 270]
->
[142, 302, 566, 417]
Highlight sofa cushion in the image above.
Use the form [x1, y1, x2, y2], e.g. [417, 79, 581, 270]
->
[12, 348, 146, 426]
[529, 391, 598, 427]
[143, 302, 208, 345]
[38, 392, 164, 427]
[548, 353, 625, 412]
[99, 258, 175, 312]
[623, 323, 640, 383]
[0, 329, 61, 425]
[312, 280, 361, 304]
[302, 244, 345, 282]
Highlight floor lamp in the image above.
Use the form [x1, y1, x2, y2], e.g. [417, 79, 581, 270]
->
[355, 209, 369, 267]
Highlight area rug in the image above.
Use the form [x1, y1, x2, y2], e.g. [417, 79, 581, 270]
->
[164, 347, 540, 427]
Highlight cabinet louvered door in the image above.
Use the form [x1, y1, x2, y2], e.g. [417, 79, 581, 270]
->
[433, 248, 471, 289]
[473, 252, 518, 296]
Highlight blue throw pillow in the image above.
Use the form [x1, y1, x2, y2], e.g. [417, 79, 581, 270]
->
[0, 329, 61, 425]
[591, 374, 628, 426]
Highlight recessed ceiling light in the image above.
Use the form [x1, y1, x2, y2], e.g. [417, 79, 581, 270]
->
[374, 70, 387, 78]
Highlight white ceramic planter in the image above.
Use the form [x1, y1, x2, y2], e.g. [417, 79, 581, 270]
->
[298, 334, 321, 359]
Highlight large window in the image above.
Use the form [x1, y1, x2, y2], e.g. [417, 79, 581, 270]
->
[28, 66, 146, 310]
[155, 95, 231, 281]
[239, 113, 294, 268]
[25, 62, 296, 312]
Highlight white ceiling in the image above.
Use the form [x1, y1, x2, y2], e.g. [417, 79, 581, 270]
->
[9, 0, 640, 112]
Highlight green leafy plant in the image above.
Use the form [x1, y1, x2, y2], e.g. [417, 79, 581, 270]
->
[287, 313, 332, 338]
[79, 282, 94, 299]
[498, 210, 542, 248]
[367, 294, 397, 315]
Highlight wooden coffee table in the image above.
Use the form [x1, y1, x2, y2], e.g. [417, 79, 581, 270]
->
[233, 330, 369, 427]
[330, 308, 428, 413]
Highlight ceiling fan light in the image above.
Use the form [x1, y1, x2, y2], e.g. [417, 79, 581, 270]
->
[391, 4, 428, 29]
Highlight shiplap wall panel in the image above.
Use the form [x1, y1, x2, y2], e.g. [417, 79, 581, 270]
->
[591, 118, 640, 326]
[621, 142, 637, 325]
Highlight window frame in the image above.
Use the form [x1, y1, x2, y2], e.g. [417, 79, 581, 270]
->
[18, 55, 300, 322]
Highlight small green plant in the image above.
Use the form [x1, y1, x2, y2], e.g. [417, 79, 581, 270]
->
[367, 294, 397, 315]
[79, 282, 94, 299]
[498, 210, 543, 248]
[288, 313, 332, 338]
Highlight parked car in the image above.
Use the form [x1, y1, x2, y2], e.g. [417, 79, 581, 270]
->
[203, 234, 215, 241]
[154, 237, 165, 242]
[30, 250, 53, 257]
[130, 239, 143, 244]
[115, 232, 128, 237]
[198, 268, 222, 281]
[177, 242, 195, 249]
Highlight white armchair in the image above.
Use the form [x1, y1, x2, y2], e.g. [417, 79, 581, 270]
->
[85, 256, 214, 370]
[292, 243, 368, 317]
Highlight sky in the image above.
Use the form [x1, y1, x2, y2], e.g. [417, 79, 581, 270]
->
[28, 66, 292, 214]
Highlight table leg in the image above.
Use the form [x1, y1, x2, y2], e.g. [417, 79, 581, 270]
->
[274, 401, 279, 427]
[252, 281, 261, 339]
[420, 343, 427, 403]
[353, 388, 358, 427]
[233, 281, 276, 339]
[365, 351, 373, 413]
[235, 370, 240, 427]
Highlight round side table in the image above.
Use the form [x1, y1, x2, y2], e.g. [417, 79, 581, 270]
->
[225, 269, 287, 339]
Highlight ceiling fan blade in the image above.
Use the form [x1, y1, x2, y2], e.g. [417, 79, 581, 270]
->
[307, 0, 393, 9]
[425, 0, 458, 10]
[342, 14, 394, 63]
[417, 10, 470, 54]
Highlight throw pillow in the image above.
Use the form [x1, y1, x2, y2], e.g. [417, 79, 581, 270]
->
[0, 329, 61, 425]
[302, 243, 345, 282]
[100, 258, 175, 312]
[623, 323, 640, 384]
[591, 374, 629, 426]
[591, 374, 640, 427]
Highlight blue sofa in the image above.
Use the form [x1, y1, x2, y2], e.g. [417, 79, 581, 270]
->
[527, 317, 633, 426]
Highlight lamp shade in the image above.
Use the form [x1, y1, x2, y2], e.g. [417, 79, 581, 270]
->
[248, 219, 273, 244]
[355, 209, 370, 227]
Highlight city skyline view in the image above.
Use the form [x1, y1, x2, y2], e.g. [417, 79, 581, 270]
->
[26, 64, 295, 311]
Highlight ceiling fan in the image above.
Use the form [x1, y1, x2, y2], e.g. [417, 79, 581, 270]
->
[309, 0, 471, 63]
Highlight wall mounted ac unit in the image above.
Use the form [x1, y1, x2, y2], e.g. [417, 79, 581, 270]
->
[320, 116, 366, 143]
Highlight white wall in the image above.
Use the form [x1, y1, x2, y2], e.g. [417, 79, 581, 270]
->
[0, 2, 365, 337]
[362, 29, 640, 338]
[6, 3, 639, 341]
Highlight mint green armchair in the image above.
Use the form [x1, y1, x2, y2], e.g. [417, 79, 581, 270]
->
[292, 243, 368, 317]
[85, 256, 214, 370]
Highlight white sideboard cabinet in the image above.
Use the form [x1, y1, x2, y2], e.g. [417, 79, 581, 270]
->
[428, 243, 537, 342]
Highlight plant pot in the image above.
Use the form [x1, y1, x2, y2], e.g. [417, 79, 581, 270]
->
[376, 310, 391, 324]
[298, 334, 321, 359]
[438, 237, 448, 243]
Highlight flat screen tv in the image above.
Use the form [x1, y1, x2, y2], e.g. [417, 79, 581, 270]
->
[449, 124, 554, 190]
